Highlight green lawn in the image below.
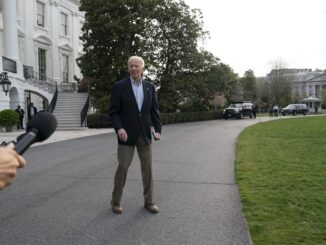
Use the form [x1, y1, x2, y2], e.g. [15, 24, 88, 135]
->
[256, 109, 326, 118]
[235, 116, 326, 245]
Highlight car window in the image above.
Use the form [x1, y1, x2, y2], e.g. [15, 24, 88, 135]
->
[296, 104, 305, 109]
[228, 102, 251, 109]
[243, 103, 253, 108]
[230, 104, 242, 108]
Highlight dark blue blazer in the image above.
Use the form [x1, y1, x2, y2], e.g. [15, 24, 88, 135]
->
[109, 78, 162, 145]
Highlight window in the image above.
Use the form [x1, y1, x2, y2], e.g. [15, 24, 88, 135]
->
[309, 85, 313, 96]
[61, 13, 68, 36]
[80, 21, 84, 37]
[301, 86, 306, 95]
[62, 54, 69, 83]
[315, 85, 320, 98]
[36, 1, 45, 27]
[38, 48, 46, 80]
[79, 21, 84, 43]
[294, 86, 298, 93]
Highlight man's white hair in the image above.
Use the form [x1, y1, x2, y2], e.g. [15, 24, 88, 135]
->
[128, 56, 145, 68]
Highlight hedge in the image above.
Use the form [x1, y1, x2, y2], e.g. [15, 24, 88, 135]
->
[87, 110, 223, 128]
[87, 113, 112, 128]
[160, 110, 223, 124]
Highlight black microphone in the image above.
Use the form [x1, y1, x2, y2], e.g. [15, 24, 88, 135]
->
[15, 111, 57, 154]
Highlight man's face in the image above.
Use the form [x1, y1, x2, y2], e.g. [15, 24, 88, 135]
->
[128, 59, 144, 81]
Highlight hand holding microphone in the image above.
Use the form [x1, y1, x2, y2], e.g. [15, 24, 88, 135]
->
[0, 111, 57, 191]
[0, 144, 26, 190]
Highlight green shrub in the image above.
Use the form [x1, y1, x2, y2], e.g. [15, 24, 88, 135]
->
[160, 110, 223, 125]
[86, 110, 223, 128]
[0, 109, 19, 127]
[87, 113, 112, 128]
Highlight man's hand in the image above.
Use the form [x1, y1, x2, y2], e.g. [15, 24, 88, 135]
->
[153, 132, 161, 141]
[117, 128, 128, 142]
[0, 144, 26, 190]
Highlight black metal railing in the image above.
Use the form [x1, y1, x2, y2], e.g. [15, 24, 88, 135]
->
[80, 94, 90, 126]
[47, 82, 58, 113]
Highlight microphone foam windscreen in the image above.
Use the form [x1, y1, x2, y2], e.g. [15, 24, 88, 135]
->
[26, 111, 57, 141]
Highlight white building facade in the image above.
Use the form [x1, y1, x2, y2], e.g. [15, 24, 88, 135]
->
[0, 0, 84, 112]
[289, 69, 326, 99]
[268, 68, 326, 99]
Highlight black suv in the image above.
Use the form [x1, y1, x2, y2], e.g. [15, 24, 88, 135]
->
[281, 104, 309, 116]
[223, 101, 253, 119]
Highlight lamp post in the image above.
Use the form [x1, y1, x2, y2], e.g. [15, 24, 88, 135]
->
[0, 72, 12, 95]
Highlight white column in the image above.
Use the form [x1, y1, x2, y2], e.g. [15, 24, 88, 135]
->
[2, 0, 20, 60]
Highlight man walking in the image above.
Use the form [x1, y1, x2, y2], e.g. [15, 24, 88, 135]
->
[109, 56, 162, 214]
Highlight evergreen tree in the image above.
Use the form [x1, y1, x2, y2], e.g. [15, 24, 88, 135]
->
[240, 70, 257, 101]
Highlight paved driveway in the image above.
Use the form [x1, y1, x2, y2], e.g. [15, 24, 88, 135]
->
[0, 118, 273, 245]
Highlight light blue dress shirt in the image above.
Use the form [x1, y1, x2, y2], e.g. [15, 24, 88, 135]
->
[130, 77, 144, 111]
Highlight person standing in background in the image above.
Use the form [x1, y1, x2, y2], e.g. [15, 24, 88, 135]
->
[109, 56, 162, 214]
[273, 104, 279, 117]
[314, 104, 318, 114]
[28, 103, 38, 120]
[15, 105, 25, 129]
[252, 102, 257, 119]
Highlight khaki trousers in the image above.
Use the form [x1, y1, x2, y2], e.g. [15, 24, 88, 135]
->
[112, 133, 153, 204]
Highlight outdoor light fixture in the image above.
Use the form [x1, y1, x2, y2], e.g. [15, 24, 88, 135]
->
[0, 72, 11, 96]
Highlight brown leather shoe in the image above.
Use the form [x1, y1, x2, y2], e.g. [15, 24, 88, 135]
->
[111, 202, 122, 214]
[144, 203, 159, 213]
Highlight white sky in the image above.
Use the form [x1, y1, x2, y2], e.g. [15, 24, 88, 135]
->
[184, 0, 326, 77]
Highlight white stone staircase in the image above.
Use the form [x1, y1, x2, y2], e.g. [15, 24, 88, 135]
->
[53, 92, 89, 130]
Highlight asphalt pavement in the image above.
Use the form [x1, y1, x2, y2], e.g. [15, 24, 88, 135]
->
[0, 117, 280, 245]
[0, 128, 115, 146]
[0, 116, 275, 146]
